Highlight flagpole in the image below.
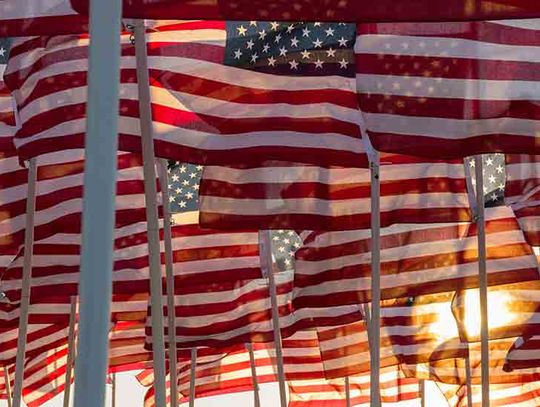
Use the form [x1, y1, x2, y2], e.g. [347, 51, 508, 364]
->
[111, 373, 116, 407]
[345, 376, 351, 407]
[158, 160, 179, 407]
[259, 230, 287, 407]
[73, 0, 122, 406]
[419, 380, 425, 407]
[246, 343, 261, 407]
[189, 348, 197, 407]
[369, 153, 381, 407]
[473, 155, 489, 407]
[132, 19, 167, 407]
[4, 366, 12, 407]
[63, 297, 78, 407]
[12, 158, 37, 407]
[465, 354, 474, 407]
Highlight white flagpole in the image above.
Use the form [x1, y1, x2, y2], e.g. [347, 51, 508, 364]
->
[473, 155, 489, 407]
[158, 160, 178, 407]
[189, 348, 197, 407]
[246, 343, 261, 407]
[73, 0, 122, 406]
[259, 230, 287, 407]
[369, 153, 381, 407]
[111, 373, 116, 407]
[12, 158, 37, 407]
[419, 380, 425, 407]
[345, 376, 351, 407]
[63, 297, 78, 407]
[4, 366, 12, 407]
[132, 19, 167, 407]
[465, 354, 474, 407]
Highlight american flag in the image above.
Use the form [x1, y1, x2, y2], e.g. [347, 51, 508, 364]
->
[6, 21, 364, 167]
[168, 162, 302, 272]
[465, 154, 506, 207]
[356, 20, 540, 158]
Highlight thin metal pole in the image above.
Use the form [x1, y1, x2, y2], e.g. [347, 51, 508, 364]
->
[419, 380, 425, 407]
[12, 158, 37, 407]
[111, 373, 116, 407]
[158, 160, 178, 407]
[73, 0, 122, 406]
[345, 376, 351, 407]
[132, 20, 167, 407]
[465, 355, 474, 407]
[259, 230, 287, 407]
[474, 155, 489, 407]
[4, 366, 12, 407]
[369, 154, 381, 407]
[63, 297, 78, 407]
[189, 349, 197, 407]
[246, 343, 261, 407]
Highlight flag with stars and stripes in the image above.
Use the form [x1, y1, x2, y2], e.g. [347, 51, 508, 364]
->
[6, 20, 366, 168]
[465, 154, 506, 207]
[167, 161, 302, 272]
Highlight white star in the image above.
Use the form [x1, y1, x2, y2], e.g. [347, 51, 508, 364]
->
[171, 174, 180, 182]
[246, 39, 254, 50]
[196, 165, 203, 171]
[289, 60, 299, 70]
[267, 56, 277, 66]
[314, 59, 324, 69]
[283, 238, 290, 244]
[0, 47, 5, 57]
[175, 188, 181, 194]
[313, 22, 322, 27]
[169, 196, 176, 202]
[290, 37, 299, 47]
[249, 21, 258, 27]
[294, 242, 301, 248]
[496, 165, 504, 174]
[258, 30, 267, 40]
[498, 183, 505, 190]
[189, 172, 197, 178]
[338, 36, 348, 47]
[302, 27, 311, 37]
[490, 193, 498, 201]
[469, 160, 475, 168]
[262, 43, 270, 53]
[237, 25, 247, 36]
[338, 58, 349, 68]
[233, 49, 242, 59]
[284, 258, 291, 266]
[193, 184, 200, 190]
[179, 165, 187, 173]
[301, 49, 311, 59]
[278, 246, 286, 253]
[286, 24, 295, 33]
[273, 235, 280, 241]
[488, 175, 496, 184]
[326, 48, 336, 57]
[313, 38, 323, 48]
[325, 27, 335, 36]
[182, 180, 190, 186]
[179, 201, 187, 208]
[250, 53, 259, 63]
[270, 21, 280, 31]
[279, 46, 288, 56]
[186, 192, 194, 199]
[485, 157, 494, 166]
[274, 33, 282, 43]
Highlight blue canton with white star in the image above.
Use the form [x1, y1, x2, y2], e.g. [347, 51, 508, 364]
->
[167, 162, 203, 213]
[466, 154, 506, 207]
[0, 38, 10, 65]
[225, 21, 355, 77]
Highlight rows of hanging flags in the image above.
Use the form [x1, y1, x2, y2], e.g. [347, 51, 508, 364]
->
[0, 8, 538, 407]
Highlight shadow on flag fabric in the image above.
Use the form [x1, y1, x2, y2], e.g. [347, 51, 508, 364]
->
[198, 153, 471, 231]
[356, 19, 540, 158]
[70, 0, 540, 23]
[0, 1, 87, 36]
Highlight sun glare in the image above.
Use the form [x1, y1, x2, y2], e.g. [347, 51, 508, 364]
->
[462, 289, 515, 339]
